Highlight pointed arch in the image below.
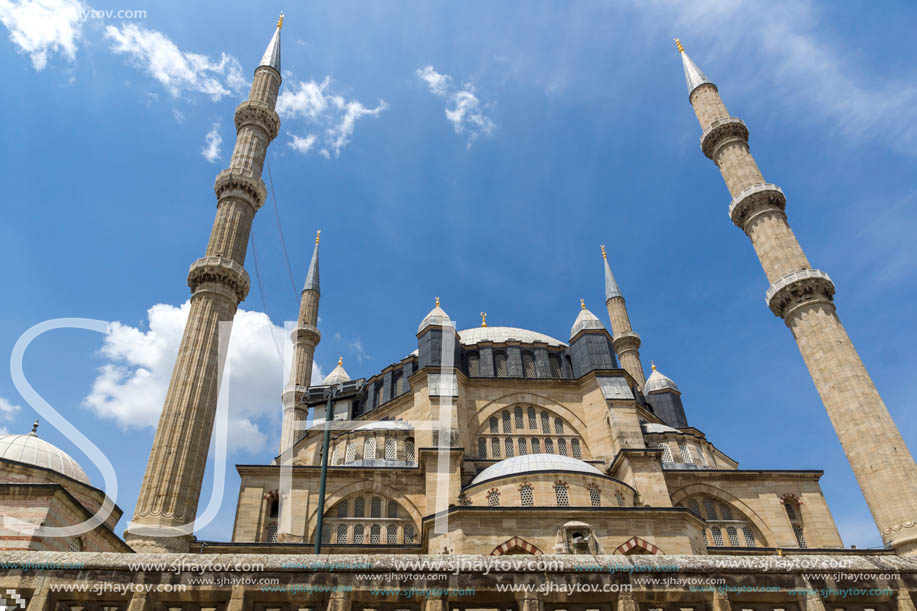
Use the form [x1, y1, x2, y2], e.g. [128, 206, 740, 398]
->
[490, 536, 543, 556]
[669, 482, 776, 546]
[614, 536, 663, 555]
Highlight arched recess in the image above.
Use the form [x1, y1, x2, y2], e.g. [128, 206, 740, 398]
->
[615, 536, 663, 555]
[307, 480, 424, 527]
[670, 482, 776, 546]
[490, 536, 543, 556]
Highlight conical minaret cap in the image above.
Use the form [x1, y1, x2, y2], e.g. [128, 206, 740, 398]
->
[258, 14, 283, 72]
[602, 245, 622, 301]
[303, 231, 320, 293]
[675, 38, 713, 97]
[644, 361, 680, 394]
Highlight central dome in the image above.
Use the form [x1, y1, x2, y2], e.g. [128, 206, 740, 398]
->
[470, 453, 603, 486]
[458, 326, 566, 348]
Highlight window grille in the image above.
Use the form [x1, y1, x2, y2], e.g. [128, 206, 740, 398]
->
[528, 407, 537, 429]
[505, 438, 514, 457]
[687, 499, 700, 515]
[515, 407, 524, 429]
[589, 487, 601, 507]
[478, 438, 486, 457]
[531, 438, 541, 453]
[742, 527, 755, 547]
[321, 525, 331, 544]
[337, 501, 348, 518]
[345, 442, 356, 462]
[353, 525, 364, 544]
[387, 525, 398, 544]
[467, 353, 480, 376]
[404, 524, 416, 544]
[679, 442, 693, 464]
[558, 438, 568, 456]
[727, 526, 740, 546]
[711, 527, 723, 546]
[490, 417, 498, 433]
[549, 354, 562, 377]
[555, 418, 564, 434]
[405, 440, 415, 462]
[545, 438, 554, 454]
[571, 438, 581, 458]
[541, 412, 550, 433]
[370, 497, 381, 518]
[487, 490, 500, 507]
[785, 503, 798, 521]
[520, 485, 533, 506]
[703, 499, 717, 520]
[354, 497, 365, 517]
[495, 352, 508, 376]
[331, 445, 341, 465]
[491, 438, 501, 457]
[615, 490, 625, 507]
[387, 501, 399, 518]
[370, 525, 381, 544]
[394, 373, 405, 395]
[518, 438, 527, 455]
[702, 529, 708, 545]
[364, 438, 376, 460]
[70, 537, 82, 552]
[794, 526, 807, 548]
[337, 524, 348, 544]
[522, 352, 536, 377]
[658, 443, 674, 464]
[502, 411, 511, 433]
[385, 438, 397, 460]
[265, 522, 278, 543]
[720, 504, 733, 520]
[555, 483, 569, 506]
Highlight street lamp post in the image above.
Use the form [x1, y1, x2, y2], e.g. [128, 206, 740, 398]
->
[313, 385, 338, 554]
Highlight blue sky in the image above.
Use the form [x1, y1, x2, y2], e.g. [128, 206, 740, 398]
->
[1, 0, 915, 547]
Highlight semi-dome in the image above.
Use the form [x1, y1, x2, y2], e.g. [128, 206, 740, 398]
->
[643, 362, 679, 394]
[322, 358, 351, 386]
[470, 453, 604, 486]
[459, 326, 566, 348]
[418, 298, 451, 333]
[570, 303, 604, 339]
[0, 424, 90, 485]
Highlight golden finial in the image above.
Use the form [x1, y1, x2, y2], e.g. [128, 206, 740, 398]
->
[315, 229, 321, 245]
[651, 361, 657, 371]
[480, 312, 487, 327]
[277, 13, 284, 29]
[435, 296, 440, 308]
[601, 245, 607, 260]
[580, 298, 586, 310]
[337, 356, 343, 367]
[674, 38, 684, 53]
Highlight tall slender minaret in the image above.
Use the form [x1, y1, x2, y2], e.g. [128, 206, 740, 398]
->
[676, 39, 917, 554]
[602, 245, 646, 388]
[125, 16, 285, 553]
[279, 231, 322, 457]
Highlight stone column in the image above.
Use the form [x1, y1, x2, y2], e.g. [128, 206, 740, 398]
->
[684, 51, 917, 554]
[126, 33, 282, 553]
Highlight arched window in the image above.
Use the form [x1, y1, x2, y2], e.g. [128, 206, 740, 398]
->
[337, 524, 348, 544]
[719, 504, 733, 520]
[703, 498, 717, 520]
[522, 352, 536, 377]
[589, 487, 601, 507]
[405, 440, 415, 462]
[505, 438, 514, 457]
[385, 438, 397, 460]
[540, 412, 550, 433]
[337, 501, 349, 518]
[491, 438, 501, 457]
[478, 437, 486, 457]
[615, 490, 625, 507]
[494, 352, 509, 377]
[404, 524, 416, 544]
[710, 527, 723, 546]
[794, 526, 807, 548]
[545, 438, 554, 454]
[321, 524, 332, 544]
[393, 372, 405, 396]
[558, 438, 568, 456]
[571, 438, 581, 459]
[549, 354, 562, 378]
[518, 438, 527, 455]
[364, 438, 377, 460]
[679, 442, 694, 464]
[727, 526, 740, 547]
[353, 525, 365, 544]
[527, 407, 537, 429]
[520, 485, 534, 506]
[70, 537, 83, 552]
[658, 443, 674, 464]
[487, 490, 500, 507]
[345, 441, 356, 462]
[554, 418, 564, 434]
[531, 438, 541, 453]
[555, 483, 569, 506]
[467, 352, 480, 376]
[687, 499, 700, 516]
[352, 399, 363, 417]
[514, 407, 523, 429]
[370, 524, 381, 544]
[353, 497, 365, 517]
[742, 527, 755, 547]
[370, 497, 381, 518]
[784, 502, 798, 521]
[502, 410, 512, 433]
[387, 525, 398, 544]
[489, 417, 498, 433]
[387, 501, 399, 518]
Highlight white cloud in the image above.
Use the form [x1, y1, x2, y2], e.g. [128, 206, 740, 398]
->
[0, 0, 85, 70]
[104, 23, 245, 101]
[277, 78, 387, 158]
[172, 108, 185, 124]
[416, 65, 451, 97]
[416, 65, 495, 147]
[201, 121, 222, 163]
[0, 397, 22, 434]
[288, 133, 316, 154]
[82, 301, 326, 455]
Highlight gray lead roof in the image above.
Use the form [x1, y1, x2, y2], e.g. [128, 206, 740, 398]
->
[258, 23, 281, 72]
[680, 49, 713, 96]
[303, 241, 319, 293]
[604, 256, 622, 301]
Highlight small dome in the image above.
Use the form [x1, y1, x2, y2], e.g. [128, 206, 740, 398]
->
[643, 422, 681, 434]
[322, 358, 351, 386]
[470, 453, 604, 486]
[644, 363, 679, 394]
[459, 326, 566, 348]
[418, 299, 451, 333]
[354, 420, 413, 431]
[570, 305, 604, 339]
[0, 427, 90, 485]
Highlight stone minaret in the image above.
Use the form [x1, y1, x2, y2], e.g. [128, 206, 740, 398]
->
[676, 39, 917, 554]
[125, 17, 284, 553]
[279, 231, 322, 458]
[602, 245, 646, 388]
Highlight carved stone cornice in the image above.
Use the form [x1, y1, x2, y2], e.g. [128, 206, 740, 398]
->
[700, 116, 749, 160]
[612, 331, 641, 355]
[281, 384, 309, 408]
[728, 183, 787, 231]
[213, 169, 267, 211]
[879, 518, 917, 544]
[290, 323, 321, 347]
[187, 256, 250, 302]
[765, 268, 835, 319]
[234, 100, 280, 141]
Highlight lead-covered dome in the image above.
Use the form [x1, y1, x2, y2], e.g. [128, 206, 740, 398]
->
[470, 453, 604, 486]
[459, 326, 566, 348]
[643, 363, 679, 394]
[0, 426, 90, 485]
[418, 298, 451, 333]
[322, 358, 351, 386]
[570, 305, 604, 339]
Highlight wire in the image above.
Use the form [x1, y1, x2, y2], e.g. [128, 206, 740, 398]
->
[266, 159, 299, 307]
[249, 229, 284, 361]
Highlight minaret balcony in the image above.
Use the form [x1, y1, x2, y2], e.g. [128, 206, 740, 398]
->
[187, 255, 251, 302]
[213, 169, 267, 211]
[728, 183, 787, 231]
[765, 268, 835, 318]
[234, 100, 280, 141]
[700, 116, 748, 159]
